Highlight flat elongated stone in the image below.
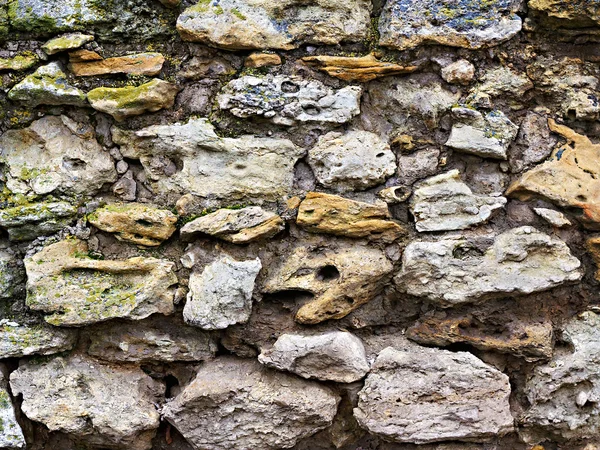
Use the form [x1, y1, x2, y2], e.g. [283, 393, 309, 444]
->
[0, 320, 77, 358]
[88, 203, 177, 247]
[507, 120, 600, 228]
[302, 54, 418, 82]
[308, 131, 396, 192]
[410, 170, 507, 232]
[586, 237, 600, 281]
[0, 373, 25, 449]
[25, 239, 177, 326]
[184, 257, 262, 330]
[69, 52, 165, 76]
[112, 118, 304, 201]
[296, 192, 405, 243]
[529, 0, 600, 28]
[180, 206, 284, 244]
[258, 331, 370, 383]
[10, 354, 163, 450]
[217, 75, 361, 126]
[379, 0, 522, 50]
[395, 226, 583, 306]
[176, 0, 371, 50]
[42, 32, 94, 55]
[355, 346, 514, 443]
[0, 52, 38, 71]
[0, 202, 77, 242]
[88, 79, 178, 121]
[534, 207, 572, 227]
[163, 357, 339, 450]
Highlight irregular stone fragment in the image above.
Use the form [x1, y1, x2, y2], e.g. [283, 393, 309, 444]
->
[509, 112, 557, 173]
[179, 56, 236, 79]
[176, 0, 371, 50]
[112, 117, 304, 201]
[0, 320, 77, 358]
[42, 32, 94, 55]
[69, 49, 103, 62]
[184, 257, 262, 330]
[308, 131, 396, 192]
[395, 226, 583, 306]
[355, 346, 514, 443]
[10, 354, 163, 450]
[397, 148, 440, 185]
[163, 357, 339, 450]
[521, 311, 600, 442]
[586, 237, 600, 281]
[217, 75, 361, 126]
[88, 203, 177, 247]
[445, 108, 519, 159]
[0, 115, 116, 197]
[181, 207, 284, 244]
[302, 54, 417, 82]
[0, 249, 25, 298]
[245, 53, 282, 68]
[0, 202, 77, 241]
[263, 241, 394, 324]
[86, 315, 217, 363]
[528, 0, 600, 28]
[69, 52, 165, 76]
[8, 62, 86, 106]
[25, 239, 177, 326]
[87, 78, 178, 121]
[469, 66, 533, 103]
[296, 192, 405, 243]
[410, 170, 507, 232]
[507, 120, 600, 227]
[379, 0, 522, 50]
[0, 372, 25, 449]
[534, 208, 572, 227]
[441, 59, 475, 85]
[0, 52, 38, 71]
[258, 331, 370, 383]
[378, 186, 411, 204]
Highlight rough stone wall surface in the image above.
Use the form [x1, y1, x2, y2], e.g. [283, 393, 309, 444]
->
[1, 1, 600, 450]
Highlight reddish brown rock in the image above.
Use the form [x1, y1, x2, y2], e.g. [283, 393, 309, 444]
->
[69, 52, 165, 76]
[302, 54, 417, 82]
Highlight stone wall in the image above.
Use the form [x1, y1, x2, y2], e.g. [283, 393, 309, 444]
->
[0, 1, 599, 449]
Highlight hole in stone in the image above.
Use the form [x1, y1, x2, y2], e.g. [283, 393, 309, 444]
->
[135, 219, 154, 227]
[376, 152, 385, 157]
[263, 290, 315, 305]
[315, 265, 340, 282]
[576, 194, 587, 202]
[567, 109, 577, 120]
[164, 375, 180, 399]
[281, 81, 300, 93]
[452, 244, 483, 260]
[302, 104, 321, 115]
[62, 157, 87, 171]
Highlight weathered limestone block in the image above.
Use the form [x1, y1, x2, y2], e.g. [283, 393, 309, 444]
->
[217, 75, 361, 126]
[163, 357, 339, 450]
[410, 170, 507, 232]
[25, 239, 177, 326]
[507, 120, 600, 228]
[258, 331, 370, 383]
[184, 257, 262, 330]
[296, 192, 406, 243]
[0, 115, 116, 197]
[395, 226, 583, 306]
[528, 0, 600, 28]
[534, 207, 572, 227]
[509, 112, 558, 173]
[0, 249, 25, 298]
[0, 202, 77, 242]
[86, 315, 217, 363]
[379, 0, 522, 50]
[88, 203, 177, 247]
[245, 52, 282, 68]
[10, 354, 163, 450]
[0, 320, 77, 358]
[0, 372, 25, 450]
[397, 148, 440, 185]
[112, 117, 304, 201]
[42, 32, 94, 55]
[308, 131, 396, 192]
[302, 54, 418, 82]
[263, 241, 393, 324]
[469, 66, 534, 103]
[88, 79, 179, 121]
[445, 108, 519, 159]
[521, 311, 600, 442]
[180, 206, 284, 244]
[0, 52, 38, 71]
[176, 0, 371, 50]
[8, 62, 86, 106]
[69, 52, 165, 76]
[354, 346, 514, 443]
[441, 59, 475, 85]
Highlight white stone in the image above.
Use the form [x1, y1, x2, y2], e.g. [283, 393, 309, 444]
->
[534, 207, 572, 227]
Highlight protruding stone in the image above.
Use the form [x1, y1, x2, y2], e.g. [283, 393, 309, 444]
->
[69, 52, 165, 76]
[42, 32, 94, 55]
[410, 170, 507, 232]
[296, 192, 405, 243]
[528, 0, 600, 29]
[87, 78, 179, 121]
[445, 108, 519, 159]
[184, 257, 262, 330]
[302, 54, 418, 82]
[507, 120, 600, 228]
[258, 331, 370, 383]
[176, 0, 371, 50]
[0, 52, 38, 71]
[112, 118, 304, 201]
[469, 66, 534, 104]
[68, 49, 102, 62]
[308, 131, 396, 192]
[163, 357, 339, 450]
[379, 0, 522, 50]
[8, 62, 86, 106]
[10, 354, 163, 450]
[441, 59, 475, 85]
[355, 346, 514, 443]
[534, 207, 572, 227]
[263, 241, 393, 324]
[88, 203, 177, 247]
[245, 53, 282, 68]
[378, 186, 411, 204]
[0, 202, 77, 242]
[395, 226, 583, 306]
[0, 249, 25, 299]
[0, 372, 25, 450]
[25, 239, 177, 326]
[0, 320, 77, 358]
[217, 75, 361, 126]
[180, 207, 284, 244]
